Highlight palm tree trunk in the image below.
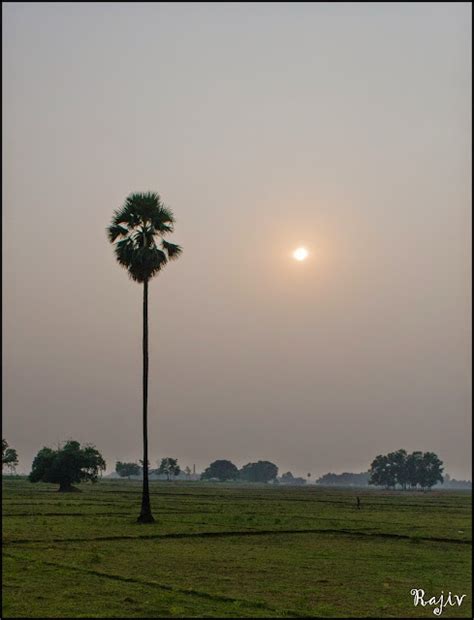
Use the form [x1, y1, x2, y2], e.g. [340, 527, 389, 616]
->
[138, 278, 154, 523]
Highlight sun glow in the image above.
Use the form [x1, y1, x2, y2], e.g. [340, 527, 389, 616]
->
[293, 247, 309, 261]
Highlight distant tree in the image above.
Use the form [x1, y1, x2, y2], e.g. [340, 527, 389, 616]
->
[418, 452, 444, 490]
[201, 460, 239, 481]
[281, 472, 306, 485]
[108, 192, 182, 523]
[387, 449, 408, 489]
[157, 457, 180, 481]
[29, 440, 106, 492]
[369, 455, 397, 489]
[116, 461, 141, 480]
[240, 461, 278, 483]
[184, 465, 192, 479]
[5, 449, 18, 475]
[406, 451, 424, 488]
[2, 439, 19, 475]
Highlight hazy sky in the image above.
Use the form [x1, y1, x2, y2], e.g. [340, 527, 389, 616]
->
[3, 2, 471, 479]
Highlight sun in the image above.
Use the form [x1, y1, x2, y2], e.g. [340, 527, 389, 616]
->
[293, 247, 309, 261]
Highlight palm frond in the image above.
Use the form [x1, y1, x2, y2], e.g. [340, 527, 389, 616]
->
[115, 238, 135, 268]
[150, 207, 175, 234]
[162, 240, 183, 260]
[112, 205, 139, 228]
[133, 228, 156, 248]
[107, 224, 129, 242]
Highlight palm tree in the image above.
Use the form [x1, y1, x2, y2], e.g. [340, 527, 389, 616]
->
[107, 192, 182, 523]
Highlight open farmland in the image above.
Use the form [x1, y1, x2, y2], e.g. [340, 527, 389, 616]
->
[2, 478, 471, 618]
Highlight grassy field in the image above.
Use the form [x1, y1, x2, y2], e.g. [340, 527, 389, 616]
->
[2, 478, 471, 618]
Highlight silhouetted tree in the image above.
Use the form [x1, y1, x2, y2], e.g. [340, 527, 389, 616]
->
[406, 451, 423, 488]
[418, 452, 444, 490]
[387, 449, 409, 489]
[116, 461, 141, 479]
[2, 439, 19, 474]
[108, 192, 182, 523]
[280, 471, 306, 485]
[369, 455, 396, 489]
[157, 457, 180, 481]
[201, 460, 239, 481]
[29, 440, 105, 492]
[240, 461, 278, 483]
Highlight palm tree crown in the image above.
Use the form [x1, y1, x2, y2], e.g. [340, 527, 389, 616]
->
[107, 192, 182, 282]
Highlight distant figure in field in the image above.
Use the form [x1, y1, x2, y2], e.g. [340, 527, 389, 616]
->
[356, 496, 361, 509]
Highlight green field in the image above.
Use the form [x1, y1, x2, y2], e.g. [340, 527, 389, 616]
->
[2, 478, 471, 618]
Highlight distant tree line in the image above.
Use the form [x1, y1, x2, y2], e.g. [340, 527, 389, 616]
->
[113, 459, 307, 485]
[279, 471, 308, 485]
[119, 453, 468, 491]
[115, 458, 181, 481]
[442, 475, 472, 490]
[369, 450, 444, 491]
[115, 459, 311, 486]
[13, 441, 471, 492]
[115, 461, 141, 479]
[201, 460, 279, 483]
[316, 472, 370, 487]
